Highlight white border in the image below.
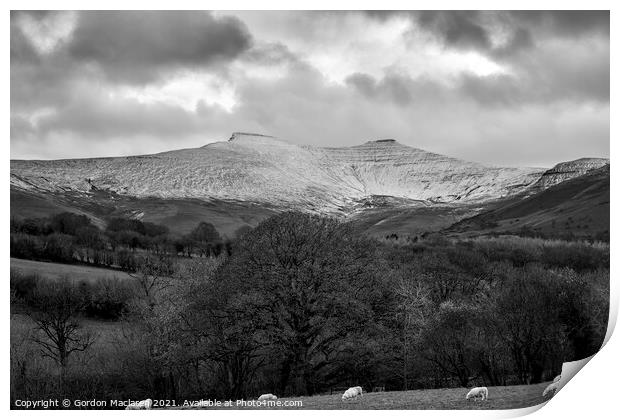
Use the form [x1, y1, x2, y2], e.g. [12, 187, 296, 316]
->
[4, 2, 616, 419]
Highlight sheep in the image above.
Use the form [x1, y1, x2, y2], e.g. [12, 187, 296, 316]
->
[542, 381, 559, 398]
[342, 386, 363, 401]
[466, 387, 488, 401]
[258, 393, 278, 401]
[125, 398, 153, 410]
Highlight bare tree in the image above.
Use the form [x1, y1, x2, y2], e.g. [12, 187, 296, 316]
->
[29, 282, 96, 368]
[394, 272, 432, 390]
[421, 301, 479, 388]
[128, 254, 175, 305]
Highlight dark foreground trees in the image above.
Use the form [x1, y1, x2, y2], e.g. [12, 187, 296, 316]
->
[149, 215, 608, 398]
[187, 212, 390, 396]
[10, 212, 610, 404]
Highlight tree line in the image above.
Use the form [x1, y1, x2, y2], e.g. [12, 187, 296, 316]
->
[10, 212, 234, 270]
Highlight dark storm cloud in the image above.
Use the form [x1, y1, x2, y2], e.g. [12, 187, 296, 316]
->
[12, 10, 55, 19]
[11, 10, 254, 120]
[10, 16, 77, 115]
[510, 10, 609, 37]
[416, 11, 492, 51]
[10, 12, 39, 63]
[367, 10, 608, 57]
[11, 51, 84, 114]
[345, 73, 446, 106]
[67, 11, 253, 84]
[363, 10, 497, 52]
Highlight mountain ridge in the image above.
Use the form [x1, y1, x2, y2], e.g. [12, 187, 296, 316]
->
[10, 133, 608, 216]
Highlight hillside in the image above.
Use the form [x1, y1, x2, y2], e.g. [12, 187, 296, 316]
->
[446, 164, 610, 240]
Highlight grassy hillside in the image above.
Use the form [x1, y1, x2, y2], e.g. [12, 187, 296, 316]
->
[446, 165, 609, 240]
[10, 189, 107, 227]
[349, 203, 477, 239]
[115, 197, 279, 237]
[11, 188, 279, 237]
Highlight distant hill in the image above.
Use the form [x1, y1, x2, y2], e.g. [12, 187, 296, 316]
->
[445, 164, 610, 241]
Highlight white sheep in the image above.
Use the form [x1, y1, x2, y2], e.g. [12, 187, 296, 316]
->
[542, 381, 559, 398]
[342, 386, 363, 400]
[466, 387, 488, 401]
[125, 398, 153, 410]
[258, 393, 278, 401]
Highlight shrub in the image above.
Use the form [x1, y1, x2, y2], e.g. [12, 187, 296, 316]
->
[43, 233, 75, 263]
[10, 270, 42, 304]
[541, 243, 609, 271]
[82, 278, 134, 320]
[50, 212, 94, 236]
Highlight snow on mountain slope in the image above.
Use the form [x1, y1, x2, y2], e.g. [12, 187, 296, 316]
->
[307, 139, 542, 203]
[529, 158, 610, 192]
[11, 133, 547, 212]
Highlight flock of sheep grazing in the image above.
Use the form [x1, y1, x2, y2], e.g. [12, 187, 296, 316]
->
[126, 376, 562, 409]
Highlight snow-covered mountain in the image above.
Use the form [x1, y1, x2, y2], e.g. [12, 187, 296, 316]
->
[10, 133, 606, 214]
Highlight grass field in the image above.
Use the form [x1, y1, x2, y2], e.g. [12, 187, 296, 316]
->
[181, 383, 551, 410]
[10, 258, 133, 283]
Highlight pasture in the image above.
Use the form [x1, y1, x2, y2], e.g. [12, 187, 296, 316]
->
[10, 257, 133, 284]
[185, 383, 552, 410]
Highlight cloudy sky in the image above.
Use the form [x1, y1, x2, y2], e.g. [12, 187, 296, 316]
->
[10, 10, 609, 167]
